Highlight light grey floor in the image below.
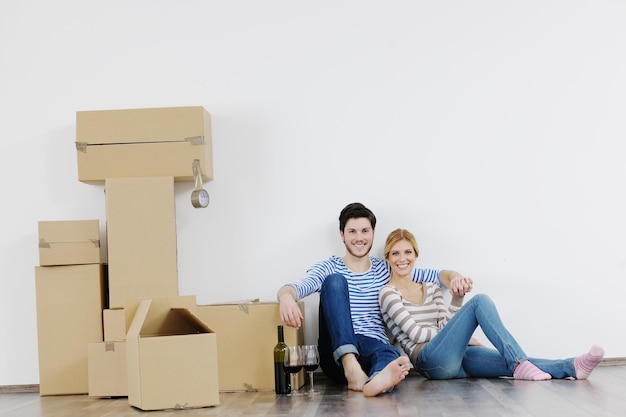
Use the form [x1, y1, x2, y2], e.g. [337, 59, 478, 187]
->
[2, 365, 625, 417]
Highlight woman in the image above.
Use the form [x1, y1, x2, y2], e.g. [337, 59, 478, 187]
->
[379, 228, 604, 382]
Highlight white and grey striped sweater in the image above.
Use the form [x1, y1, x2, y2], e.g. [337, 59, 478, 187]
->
[379, 282, 464, 360]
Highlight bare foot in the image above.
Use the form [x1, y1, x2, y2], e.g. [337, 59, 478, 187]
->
[362, 356, 410, 397]
[346, 367, 369, 391]
[341, 353, 369, 391]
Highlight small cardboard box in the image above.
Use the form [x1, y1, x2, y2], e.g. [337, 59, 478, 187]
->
[126, 297, 219, 411]
[88, 341, 128, 397]
[35, 264, 105, 395]
[38, 220, 100, 266]
[76, 106, 212, 184]
[105, 176, 179, 308]
[195, 301, 305, 392]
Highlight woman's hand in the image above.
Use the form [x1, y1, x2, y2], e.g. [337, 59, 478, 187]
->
[449, 274, 473, 296]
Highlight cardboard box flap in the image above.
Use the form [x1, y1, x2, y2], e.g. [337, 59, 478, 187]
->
[127, 299, 151, 340]
[125, 296, 197, 334]
[38, 220, 100, 244]
[76, 106, 210, 145]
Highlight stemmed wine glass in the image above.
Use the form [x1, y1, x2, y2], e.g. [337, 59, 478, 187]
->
[302, 345, 320, 394]
[284, 345, 304, 396]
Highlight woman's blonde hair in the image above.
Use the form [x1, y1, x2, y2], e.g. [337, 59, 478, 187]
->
[384, 228, 419, 259]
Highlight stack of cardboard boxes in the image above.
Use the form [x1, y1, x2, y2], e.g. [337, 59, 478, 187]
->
[35, 220, 105, 396]
[34, 106, 304, 411]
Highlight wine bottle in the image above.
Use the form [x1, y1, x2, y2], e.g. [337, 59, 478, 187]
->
[273, 325, 291, 394]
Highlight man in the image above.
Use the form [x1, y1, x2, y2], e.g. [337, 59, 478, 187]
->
[277, 202, 472, 396]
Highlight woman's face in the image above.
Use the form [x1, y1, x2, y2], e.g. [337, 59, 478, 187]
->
[387, 239, 417, 278]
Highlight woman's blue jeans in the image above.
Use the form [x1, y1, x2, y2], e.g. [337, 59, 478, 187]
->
[415, 294, 577, 379]
[318, 274, 401, 383]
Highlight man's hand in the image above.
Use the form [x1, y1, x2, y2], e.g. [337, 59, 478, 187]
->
[277, 286, 304, 329]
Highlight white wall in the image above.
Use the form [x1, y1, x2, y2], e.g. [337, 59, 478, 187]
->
[1, 0, 625, 386]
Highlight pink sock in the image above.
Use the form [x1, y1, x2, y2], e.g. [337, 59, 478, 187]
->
[513, 360, 551, 381]
[574, 344, 604, 380]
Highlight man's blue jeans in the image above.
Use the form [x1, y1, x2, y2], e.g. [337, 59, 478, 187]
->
[318, 274, 400, 383]
[415, 294, 577, 379]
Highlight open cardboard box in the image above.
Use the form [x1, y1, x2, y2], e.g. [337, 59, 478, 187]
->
[126, 297, 219, 410]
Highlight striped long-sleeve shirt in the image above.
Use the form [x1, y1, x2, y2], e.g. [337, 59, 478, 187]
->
[287, 255, 441, 344]
[379, 282, 464, 360]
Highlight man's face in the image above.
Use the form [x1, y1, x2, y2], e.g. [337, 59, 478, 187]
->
[340, 217, 374, 258]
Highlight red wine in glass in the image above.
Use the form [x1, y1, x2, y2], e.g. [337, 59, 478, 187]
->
[284, 346, 304, 396]
[303, 345, 320, 394]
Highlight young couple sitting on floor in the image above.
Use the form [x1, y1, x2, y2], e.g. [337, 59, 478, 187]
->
[277, 203, 604, 396]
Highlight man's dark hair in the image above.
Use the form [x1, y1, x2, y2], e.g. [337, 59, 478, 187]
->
[338, 202, 377, 232]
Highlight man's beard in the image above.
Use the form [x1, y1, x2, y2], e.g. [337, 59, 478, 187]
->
[344, 241, 372, 258]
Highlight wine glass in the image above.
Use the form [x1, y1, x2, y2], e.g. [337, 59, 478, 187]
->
[302, 345, 320, 394]
[284, 345, 304, 396]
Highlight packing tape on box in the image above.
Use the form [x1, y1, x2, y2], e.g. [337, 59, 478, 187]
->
[90, 239, 100, 248]
[75, 142, 88, 153]
[237, 298, 260, 314]
[105, 341, 116, 352]
[38, 239, 51, 248]
[185, 136, 205, 145]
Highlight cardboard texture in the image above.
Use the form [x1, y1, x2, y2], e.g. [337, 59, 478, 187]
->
[34, 264, 105, 395]
[103, 309, 126, 341]
[105, 177, 178, 309]
[88, 341, 128, 397]
[195, 301, 305, 392]
[76, 106, 212, 184]
[38, 220, 100, 266]
[126, 297, 219, 411]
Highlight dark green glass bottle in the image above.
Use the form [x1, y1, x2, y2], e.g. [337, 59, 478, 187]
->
[273, 325, 291, 394]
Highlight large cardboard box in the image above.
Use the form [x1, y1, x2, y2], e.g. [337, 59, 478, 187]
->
[105, 176, 178, 308]
[126, 297, 219, 410]
[76, 106, 212, 184]
[88, 341, 128, 397]
[34, 264, 105, 395]
[195, 301, 305, 392]
[38, 220, 100, 266]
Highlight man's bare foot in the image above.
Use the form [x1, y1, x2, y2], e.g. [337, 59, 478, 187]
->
[346, 367, 369, 391]
[341, 353, 369, 391]
[362, 357, 410, 397]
